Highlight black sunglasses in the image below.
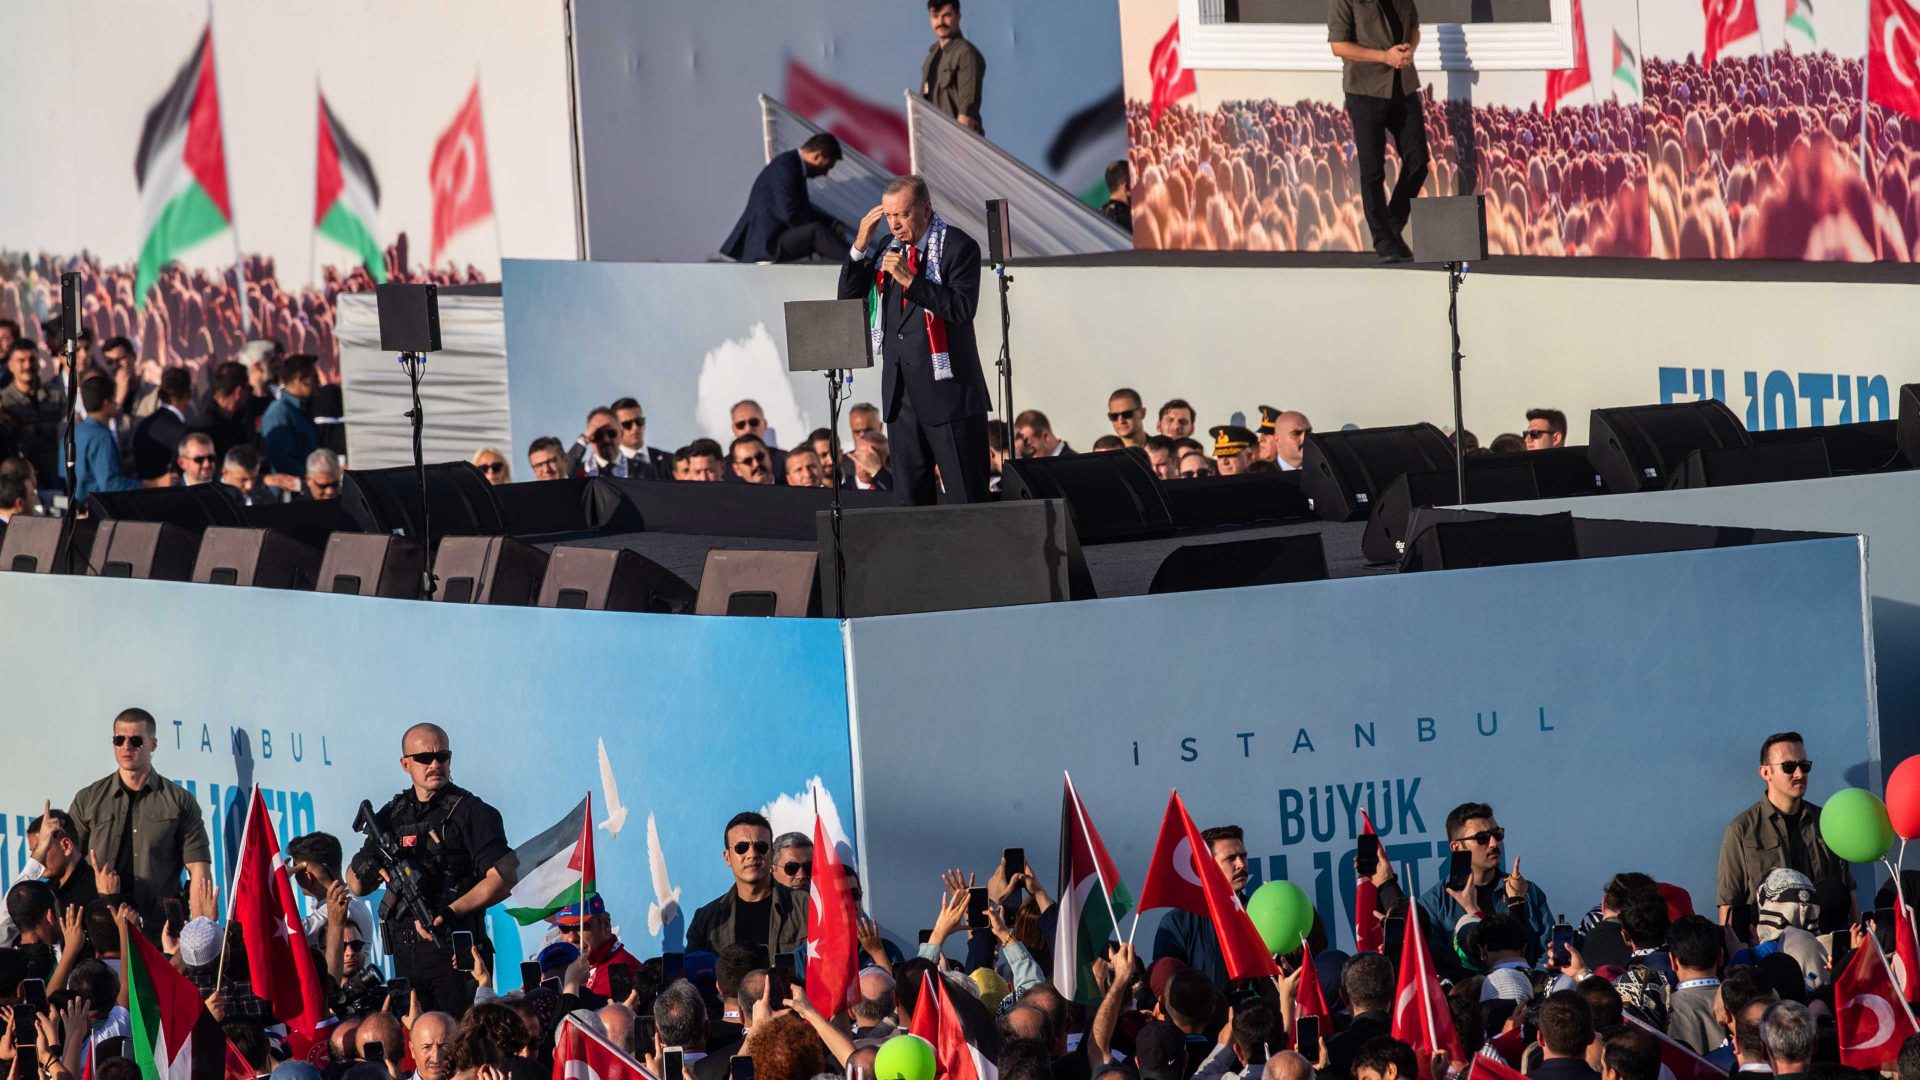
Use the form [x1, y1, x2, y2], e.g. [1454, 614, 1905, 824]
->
[733, 417, 765, 430]
[732, 840, 771, 855]
[621, 418, 645, 430]
[1108, 410, 1142, 422]
[592, 427, 619, 441]
[1523, 429, 1553, 440]
[476, 461, 505, 474]
[406, 750, 453, 766]
[1459, 827, 1506, 845]
[1774, 759, 1814, 775]
[185, 454, 216, 465]
[782, 861, 813, 876]
[112, 734, 146, 748]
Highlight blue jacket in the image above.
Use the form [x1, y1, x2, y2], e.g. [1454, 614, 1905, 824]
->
[73, 418, 137, 502]
[259, 392, 318, 477]
[720, 150, 820, 262]
[1417, 873, 1555, 978]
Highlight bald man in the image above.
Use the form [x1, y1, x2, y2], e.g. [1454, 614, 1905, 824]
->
[599, 1002, 638, 1054]
[346, 723, 512, 1015]
[410, 1012, 458, 1080]
[356, 1011, 407, 1078]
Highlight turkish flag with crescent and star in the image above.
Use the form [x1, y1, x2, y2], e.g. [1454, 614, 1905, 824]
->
[1135, 790, 1277, 980]
[1391, 903, 1465, 1065]
[1870, 0, 1920, 123]
[1702, 0, 1759, 66]
[1148, 18, 1198, 125]
[784, 59, 911, 173]
[229, 785, 328, 1043]
[428, 80, 495, 267]
[1838, 930, 1920, 1070]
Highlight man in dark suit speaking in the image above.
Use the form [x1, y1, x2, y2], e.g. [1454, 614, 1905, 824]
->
[721, 134, 846, 263]
[837, 175, 991, 505]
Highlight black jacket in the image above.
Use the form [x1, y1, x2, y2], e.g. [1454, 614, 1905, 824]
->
[836, 221, 990, 428]
[685, 885, 807, 961]
[722, 150, 824, 262]
[1531, 1059, 1602, 1080]
[132, 406, 188, 481]
[1326, 1010, 1391, 1080]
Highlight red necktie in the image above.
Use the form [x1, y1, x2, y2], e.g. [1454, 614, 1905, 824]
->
[900, 246, 917, 310]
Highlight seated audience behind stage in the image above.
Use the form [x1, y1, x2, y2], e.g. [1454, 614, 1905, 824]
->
[305, 449, 342, 501]
[529, 436, 569, 481]
[1525, 408, 1568, 450]
[469, 447, 510, 485]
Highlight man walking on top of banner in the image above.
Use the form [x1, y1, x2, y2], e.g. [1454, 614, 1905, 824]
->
[1329, 0, 1430, 263]
[839, 174, 991, 505]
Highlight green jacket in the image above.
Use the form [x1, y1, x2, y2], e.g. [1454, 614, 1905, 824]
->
[68, 769, 211, 927]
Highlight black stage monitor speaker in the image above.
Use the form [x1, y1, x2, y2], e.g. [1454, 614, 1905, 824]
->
[1160, 471, 1314, 529]
[695, 549, 821, 617]
[85, 521, 198, 580]
[85, 484, 245, 535]
[1400, 511, 1579, 572]
[1587, 399, 1749, 493]
[1301, 422, 1456, 522]
[784, 300, 873, 372]
[817, 500, 1092, 617]
[317, 533, 426, 598]
[192, 527, 321, 589]
[1899, 383, 1920, 467]
[1667, 440, 1831, 489]
[986, 198, 1013, 263]
[537, 546, 696, 614]
[375, 283, 441, 353]
[999, 447, 1174, 543]
[492, 477, 600, 536]
[1361, 461, 1543, 564]
[434, 536, 549, 605]
[0, 515, 94, 574]
[240, 497, 362, 554]
[1412, 195, 1488, 263]
[1752, 420, 1906, 475]
[1148, 533, 1329, 594]
[338, 462, 506, 539]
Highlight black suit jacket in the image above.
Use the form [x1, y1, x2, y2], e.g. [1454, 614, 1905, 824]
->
[1531, 1059, 1602, 1080]
[837, 223, 990, 428]
[1326, 1010, 1391, 1080]
[132, 406, 188, 481]
[721, 150, 820, 262]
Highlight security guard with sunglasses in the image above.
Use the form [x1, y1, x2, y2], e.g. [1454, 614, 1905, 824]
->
[686, 810, 808, 961]
[347, 722, 511, 1014]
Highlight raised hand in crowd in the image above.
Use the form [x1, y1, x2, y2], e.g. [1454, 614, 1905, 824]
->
[88, 849, 120, 897]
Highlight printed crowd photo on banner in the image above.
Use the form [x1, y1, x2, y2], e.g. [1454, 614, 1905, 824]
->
[1121, 0, 1920, 261]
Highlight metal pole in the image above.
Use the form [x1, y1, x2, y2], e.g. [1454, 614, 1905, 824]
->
[996, 264, 1015, 460]
[1448, 263, 1466, 504]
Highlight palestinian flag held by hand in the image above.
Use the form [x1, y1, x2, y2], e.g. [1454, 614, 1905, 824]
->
[133, 24, 233, 305]
[504, 794, 595, 925]
[315, 90, 387, 282]
[1785, 0, 1816, 46]
[1056, 772, 1134, 1005]
[123, 917, 253, 1079]
[1612, 32, 1641, 97]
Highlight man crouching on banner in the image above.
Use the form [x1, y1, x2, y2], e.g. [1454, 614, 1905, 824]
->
[346, 722, 511, 1015]
[839, 175, 992, 505]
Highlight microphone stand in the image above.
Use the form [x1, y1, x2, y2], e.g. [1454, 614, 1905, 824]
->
[1446, 261, 1467, 504]
[398, 350, 437, 599]
[993, 260, 1015, 460]
[824, 367, 848, 619]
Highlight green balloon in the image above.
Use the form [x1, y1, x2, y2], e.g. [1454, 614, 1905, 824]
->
[875, 1035, 936, 1080]
[1820, 787, 1895, 863]
[1246, 880, 1316, 956]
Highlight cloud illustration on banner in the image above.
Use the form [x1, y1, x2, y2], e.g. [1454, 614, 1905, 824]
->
[695, 321, 811, 448]
[761, 777, 853, 866]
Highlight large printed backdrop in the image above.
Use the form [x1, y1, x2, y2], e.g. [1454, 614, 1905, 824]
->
[1121, 0, 1920, 261]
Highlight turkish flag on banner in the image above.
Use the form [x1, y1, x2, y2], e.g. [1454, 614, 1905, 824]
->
[805, 810, 859, 1018]
[785, 60, 912, 173]
[1391, 906, 1464, 1065]
[428, 80, 494, 266]
[1355, 812, 1384, 954]
[1135, 791, 1278, 980]
[555, 1015, 654, 1078]
[228, 786, 327, 1040]
[1838, 932, 1920, 1070]
[1870, 0, 1920, 123]
[1544, 0, 1592, 113]
[1149, 18, 1198, 125]
[1702, 0, 1759, 66]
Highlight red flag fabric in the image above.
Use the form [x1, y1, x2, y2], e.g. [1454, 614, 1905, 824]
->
[1291, 952, 1332, 1051]
[428, 81, 495, 266]
[1702, 0, 1759, 67]
[1838, 933, 1920, 1069]
[1623, 1015, 1728, 1080]
[1391, 905, 1464, 1064]
[805, 811, 858, 1017]
[1355, 813, 1383, 954]
[1469, 1052, 1529, 1080]
[1135, 791, 1278, 980]
[785, 59, 911, 173]
[910, 973, 999, 1080]
[555, 1014, 655, 1078]
[1893, 894, 1920, 1003]
[1869, 0, 1920, 123]
[1148, 18, 1198, 125]
[228, 785, 328, 1038]
[1544, 0, 1592, 113]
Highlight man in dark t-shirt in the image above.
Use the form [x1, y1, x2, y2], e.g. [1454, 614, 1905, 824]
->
[686, 811, 806, 962]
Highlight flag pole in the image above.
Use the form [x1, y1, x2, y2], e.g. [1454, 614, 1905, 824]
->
[311, 75, 321, 288]
[476, 69, 505, 278]
[214, 784, 258, 996]
[1065, 772, 1124, 936]
[1417, 911, 1438, 1052]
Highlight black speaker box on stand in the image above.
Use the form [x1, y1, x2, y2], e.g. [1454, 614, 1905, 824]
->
[85, 484, 245, 534]
[1897, 383, 1920, 467]
[0, 515, 95, 574]
[192, 527, 322, 589]
[1586, 400, 1750, 493]
[433, 536, 549, 605]
[1300, 423, 1457, 522]
[537, 546, 696, 613]
[695, 550, 821, 617]
[86, 521, 199, 580]
[338, 462, 506, 539]
[817, 500, 1093, 617]
[1666, 440, 1831, 489]
[317, 534, 426, 598]
[1148, 533, 1329, 594]
[999, 447, 1173, 542]
[375, 283, 442, 353]
[1399, 510, 1580, 572]
[1159, 471, 1314, 529]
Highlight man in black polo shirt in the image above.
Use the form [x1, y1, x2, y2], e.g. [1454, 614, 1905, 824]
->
[347, 722, 511, 1014]
[1328, 0, 1430, 262]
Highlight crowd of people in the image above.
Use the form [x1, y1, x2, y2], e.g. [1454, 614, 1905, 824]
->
[2, 712, 1895, 1080]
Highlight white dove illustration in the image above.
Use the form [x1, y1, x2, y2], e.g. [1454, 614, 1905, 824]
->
[647, 812, 683, 937]
[597, 738, 629, 839]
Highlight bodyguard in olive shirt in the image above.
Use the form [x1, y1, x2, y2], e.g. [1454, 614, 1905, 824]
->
[1717, 731, 1854, 936]
[1328, 0, 1431, 262]
[68, 707, 212, 934]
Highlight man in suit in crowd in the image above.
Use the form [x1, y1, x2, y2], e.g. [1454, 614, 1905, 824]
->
[837, 174, 990, 505]
[611, 397, 674, 479]
[721, 134, 846, 263]
[131, 367, 193, 485]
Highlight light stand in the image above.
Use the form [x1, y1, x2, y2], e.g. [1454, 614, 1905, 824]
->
[1446, 261, 1467, 504]
[398, 350, 437, 599]
[823, 368, 849, 620]
[993, 262, 1014, 460]
[1410, 195, 1487, 507]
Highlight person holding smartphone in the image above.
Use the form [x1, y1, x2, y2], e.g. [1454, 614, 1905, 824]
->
[1413, 802, 1554, 981]
[345, 723, 512, 1015]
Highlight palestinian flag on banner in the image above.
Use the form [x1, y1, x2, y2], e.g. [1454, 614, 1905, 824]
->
[1055, 772, 1134, 1005]
[134, 25, 232, 305]
[123, 918, 252, 1079]
[505, 794, 596, 925]
[1612, 32, 1641, 96]
[1045, 88, 1128, 207]
[1785, 0, 1816, 45]
[315, 90, 387, 282]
